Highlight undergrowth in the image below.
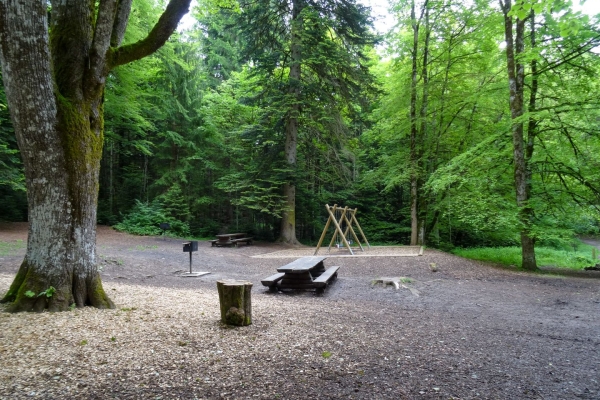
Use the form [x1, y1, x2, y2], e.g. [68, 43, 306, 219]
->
[453, 241, 598, 270]
[113, 200, 190, 237]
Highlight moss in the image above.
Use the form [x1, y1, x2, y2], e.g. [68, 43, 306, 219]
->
[225, 307, 245, 326]
[5, 262, 60, 312]
[55, 94, 105, 224]
[3, 259, 113, 312]
[56, 95, 104, 172]
[88, 273, 115, 309]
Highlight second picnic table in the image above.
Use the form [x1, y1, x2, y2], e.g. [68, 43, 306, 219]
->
[211, 233, 253, 247]
[261, 256, 339, 294]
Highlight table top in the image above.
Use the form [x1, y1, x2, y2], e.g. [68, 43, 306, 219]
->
[277, 256, 327, 273]
[216, 233, 246, 239]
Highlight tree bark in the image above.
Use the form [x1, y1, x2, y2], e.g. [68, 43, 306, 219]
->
[0, 0, 191, 311]
[217, 280, 252, 326]
[409, 0, 425, 246]
[417, 2, 430, 246]
[500, 0, 537, 271]
[279, 0, 303, 245]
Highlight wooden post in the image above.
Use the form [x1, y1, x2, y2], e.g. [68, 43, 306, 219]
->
[350, 208, 370, 249]
[341, 209, 364, 252]
[216, 280, 253, 326]
[314, 204, 335, 255]
[327, 206, 354, 255]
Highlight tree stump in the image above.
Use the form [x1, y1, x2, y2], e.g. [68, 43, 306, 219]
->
[216, 280, 253, 326]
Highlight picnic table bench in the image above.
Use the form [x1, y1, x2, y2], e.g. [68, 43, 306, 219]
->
[211, 233, 253, 247]
[261, 256, 339, 294]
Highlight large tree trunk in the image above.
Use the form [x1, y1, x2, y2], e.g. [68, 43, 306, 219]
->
[0, 0, 191, 311]
[500, 0, 537, 271]
[0, 0, 111, 311]
[279, 0, 303, 245]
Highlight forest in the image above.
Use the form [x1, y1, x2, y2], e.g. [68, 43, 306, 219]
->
[1, 0, 599, 268]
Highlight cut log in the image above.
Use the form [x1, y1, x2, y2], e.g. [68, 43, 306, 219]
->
[216, 280, 253, 326]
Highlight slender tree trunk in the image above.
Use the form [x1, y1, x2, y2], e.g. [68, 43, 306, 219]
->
[522, 10, 538, 270]
[500, 0, 537, 270]
[0, 0, 191, 311]
[416, 3, 430, 246]
[280, 0, 303, 245]
[409, 0, 428, 246]
[409, 0, 420, 246]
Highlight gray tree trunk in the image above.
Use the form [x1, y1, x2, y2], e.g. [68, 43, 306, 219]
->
[0, 0, 191, 311]
[409, 0, 422, 246]
[500, 0, 537, 271]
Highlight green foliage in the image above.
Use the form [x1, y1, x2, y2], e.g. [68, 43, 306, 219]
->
[453, 242, 598, 270]
[0, 72, 27, 222]
[158, 184, 190, 222]
[113, 199, 190, 237]
[39, 286, 56, 298]
[0, 73, 23, 191]
[84, 0, 600, 251]
[25, 286, 56, 298]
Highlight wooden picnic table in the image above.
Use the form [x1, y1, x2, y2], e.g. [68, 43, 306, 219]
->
[211, 233, 253, 247]
[261, 256, 339, 294]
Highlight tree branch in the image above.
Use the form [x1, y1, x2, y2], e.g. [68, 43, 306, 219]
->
[111, 0, 133, 47]
[109, 0, 191, 69]
[86, 0, 118, 97]
[93, 0, 118, 57]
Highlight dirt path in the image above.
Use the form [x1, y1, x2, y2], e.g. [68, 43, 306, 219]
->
[581, 237, 600, 251]
[0, 223, 599, 399]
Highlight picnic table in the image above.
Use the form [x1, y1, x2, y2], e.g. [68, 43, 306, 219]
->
[211, 233, 253, 247]
[261, 256, 339, 294]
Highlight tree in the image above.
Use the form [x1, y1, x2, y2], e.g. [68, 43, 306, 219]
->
[237, 0, 377, 244]
[498, 0, 600, 270]
[0, 0, 191, 312]
[366, 0, 505, 245]
[408, 0, 428, 245]
[499, 0, 538, 270]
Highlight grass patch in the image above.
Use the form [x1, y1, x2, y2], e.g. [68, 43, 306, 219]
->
[0, 240, 26, 256]
[453, 242, 598, 270]
[131, 245, 158, 251]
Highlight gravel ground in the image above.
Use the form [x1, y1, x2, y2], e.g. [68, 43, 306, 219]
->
[0, 223, 599, 399]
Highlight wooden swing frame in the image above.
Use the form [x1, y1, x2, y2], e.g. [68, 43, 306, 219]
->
[314, 204, 370, 255]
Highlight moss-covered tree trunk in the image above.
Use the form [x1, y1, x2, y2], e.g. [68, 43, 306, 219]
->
[0, 0, 191, 312]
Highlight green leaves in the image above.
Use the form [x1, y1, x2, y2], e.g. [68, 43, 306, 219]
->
[24, 287, 56, 299]
[113, 200, 191, 237]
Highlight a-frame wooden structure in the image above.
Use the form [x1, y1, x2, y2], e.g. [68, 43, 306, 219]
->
[314, 204, 370, 255]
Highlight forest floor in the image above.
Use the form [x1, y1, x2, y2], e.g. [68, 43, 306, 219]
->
[0, 222, 599, 399]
